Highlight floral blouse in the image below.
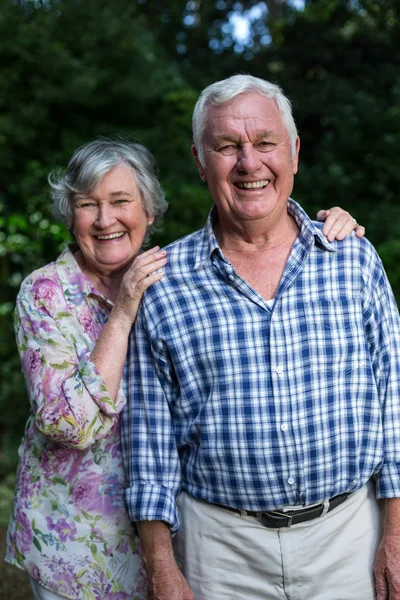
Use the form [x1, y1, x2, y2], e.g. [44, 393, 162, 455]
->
[6, 247, 146, 600]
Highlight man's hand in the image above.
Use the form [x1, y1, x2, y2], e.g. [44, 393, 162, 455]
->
[316, 207, 365, 242]
[374, 534, 400, 599]
[146, 557, 194, 600]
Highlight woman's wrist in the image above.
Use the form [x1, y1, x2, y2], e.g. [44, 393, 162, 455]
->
[108, 303, 137, 329]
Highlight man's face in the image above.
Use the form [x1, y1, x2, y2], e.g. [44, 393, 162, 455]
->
[192, 93, 300, 230]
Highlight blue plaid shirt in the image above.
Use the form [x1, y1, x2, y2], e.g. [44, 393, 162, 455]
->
[122, 200, 400, 533]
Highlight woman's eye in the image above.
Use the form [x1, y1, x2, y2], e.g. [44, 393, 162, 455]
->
[115, 199, 129, 204]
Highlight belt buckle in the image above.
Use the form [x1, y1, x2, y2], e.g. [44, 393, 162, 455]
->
[261, 510, 293, 528]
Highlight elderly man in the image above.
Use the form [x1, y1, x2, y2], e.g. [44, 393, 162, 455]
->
[122, 75, 400, 600]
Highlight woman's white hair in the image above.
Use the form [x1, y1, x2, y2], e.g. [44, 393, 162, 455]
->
[192, 74, 298, 166]
[49, 138, 168, 244]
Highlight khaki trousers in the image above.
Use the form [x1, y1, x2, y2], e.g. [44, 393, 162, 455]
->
[173, 482, 383, 600]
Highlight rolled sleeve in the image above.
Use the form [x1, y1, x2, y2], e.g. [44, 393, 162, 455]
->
[376, 463, 400, 498]
[73, 348, 126, 416]
[124, 483, 180, 533]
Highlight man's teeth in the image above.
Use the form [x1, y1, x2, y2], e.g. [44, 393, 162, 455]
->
[236, 180, 270, 189]
[96, 232, 125, 240]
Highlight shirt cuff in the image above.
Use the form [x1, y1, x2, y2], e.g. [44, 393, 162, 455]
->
[124, 483, 180, 534]
[375, 462, 400, 498]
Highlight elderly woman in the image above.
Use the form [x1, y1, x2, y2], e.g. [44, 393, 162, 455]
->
[6, 139, 168, 600]
[5, 137, 363, 600]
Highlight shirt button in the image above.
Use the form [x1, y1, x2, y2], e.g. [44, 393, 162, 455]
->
[287, 477, 295, 485]
[276, 366, 283, 374]
[281, 423, 288, 431]
[228, 274, 234, 281]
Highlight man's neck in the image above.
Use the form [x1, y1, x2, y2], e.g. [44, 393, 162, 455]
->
[214, 211, 300, 255]
[213, 210, 300, 301]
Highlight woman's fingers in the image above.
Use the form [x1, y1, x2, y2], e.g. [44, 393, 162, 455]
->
[131, 253, 167, 284]
[316, 208, 364, 242]
[122, 247, 167, 293]
[112, 249, 167, 326]
[320, 207, 351, 241]
[128, 247, 166, 272]
[354, 224, 366, 238]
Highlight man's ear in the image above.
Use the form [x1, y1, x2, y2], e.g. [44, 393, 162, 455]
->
[292, 136, 300, 175]
[191, 145, 207, 182]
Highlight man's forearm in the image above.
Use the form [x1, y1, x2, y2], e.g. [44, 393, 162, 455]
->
[137, 520, 194, 600]
[383, 497, 400, 535]
[137, 520, 175, 564]
[374, 497, 400, 599]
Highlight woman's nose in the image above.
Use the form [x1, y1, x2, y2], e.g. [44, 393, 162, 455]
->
[95, 205, 116, 229]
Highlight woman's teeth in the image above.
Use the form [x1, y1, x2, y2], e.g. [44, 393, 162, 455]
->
[96, 232, 125, 240]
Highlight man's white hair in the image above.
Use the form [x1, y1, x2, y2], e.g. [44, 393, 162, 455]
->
[192, 74, 298, 166]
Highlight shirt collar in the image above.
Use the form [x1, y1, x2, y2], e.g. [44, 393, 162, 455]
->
[193, 199, 336, 270]
[287, 199, 337, 252]
[193, 206, 227, 270]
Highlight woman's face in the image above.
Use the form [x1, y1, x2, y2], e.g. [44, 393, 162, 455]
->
[72, 163, 153, 275]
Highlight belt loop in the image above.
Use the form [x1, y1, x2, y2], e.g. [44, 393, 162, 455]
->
[320, 500, 330, 517]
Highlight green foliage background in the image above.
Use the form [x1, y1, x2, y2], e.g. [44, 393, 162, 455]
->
[1, 0, 399, 525]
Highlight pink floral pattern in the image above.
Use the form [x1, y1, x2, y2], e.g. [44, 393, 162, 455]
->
[6, 247, 146, 600]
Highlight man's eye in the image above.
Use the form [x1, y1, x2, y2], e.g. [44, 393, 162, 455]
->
[219, 145, 237, 155]
[258, 141, 275, 151]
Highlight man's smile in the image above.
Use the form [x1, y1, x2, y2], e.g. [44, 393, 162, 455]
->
[234, 179, 270, 190]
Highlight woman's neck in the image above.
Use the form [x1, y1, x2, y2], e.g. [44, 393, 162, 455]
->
[74, 250, 126, 302]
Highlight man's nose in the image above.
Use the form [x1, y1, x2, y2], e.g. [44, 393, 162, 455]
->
[237, 145, 261, 173]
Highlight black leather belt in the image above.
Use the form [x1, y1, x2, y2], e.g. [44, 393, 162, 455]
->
[212, 492, 351, 528]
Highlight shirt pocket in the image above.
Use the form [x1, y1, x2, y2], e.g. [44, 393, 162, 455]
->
[302, 296, 368, 378]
